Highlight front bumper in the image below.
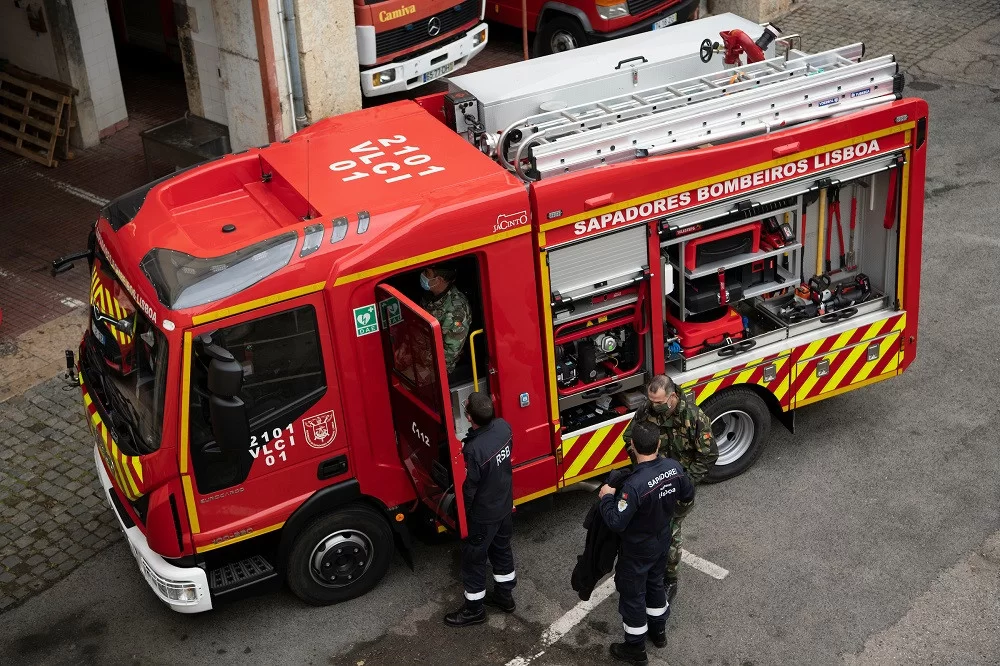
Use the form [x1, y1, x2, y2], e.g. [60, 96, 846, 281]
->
[361, 23, 488, 97]
[589, 0, 700, 41]
[94, 444, 212, 613]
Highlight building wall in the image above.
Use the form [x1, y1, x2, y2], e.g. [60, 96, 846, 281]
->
[0, 1, 61, 81]
[178, 0, 229, 125]
[71, 0, 127, 136]
[294, 0, 361, 123]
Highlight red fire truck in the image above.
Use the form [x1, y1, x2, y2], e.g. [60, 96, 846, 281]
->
[75, 14, 926, 612]
[356, 0, 489, 97]
[487, 0, 701, 56]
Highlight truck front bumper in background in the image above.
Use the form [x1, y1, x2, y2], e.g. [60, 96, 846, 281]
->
[94, 445, 213, 613]
[362, 23, 488, 97]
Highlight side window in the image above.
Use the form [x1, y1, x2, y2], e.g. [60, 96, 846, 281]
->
[188, 306, 326, 492]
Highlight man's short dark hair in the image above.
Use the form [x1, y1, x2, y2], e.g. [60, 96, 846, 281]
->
[466, 392, 494, 426]
[631, 420, 660, 455]
[647, 374, 676, 396]
[430, 263, 457, 283]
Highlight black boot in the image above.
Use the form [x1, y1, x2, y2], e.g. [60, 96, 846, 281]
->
[485, 589, 515, 613]
[648, 626, 667, 649]
[444, 604, 486, 627]
[665, 579, 678, 603]
[609, 641, 649, 665]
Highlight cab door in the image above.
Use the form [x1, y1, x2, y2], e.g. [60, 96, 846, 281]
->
[375, 284, 468, 537]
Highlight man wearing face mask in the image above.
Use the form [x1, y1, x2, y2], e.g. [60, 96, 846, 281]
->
[419, 263, 471, 378]
[621, 374, 717, 603]
[599, 420, 694, 663]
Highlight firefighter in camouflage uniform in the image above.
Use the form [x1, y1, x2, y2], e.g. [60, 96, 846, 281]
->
[622, 374, 718, 603]
[419, 264, 471, 377]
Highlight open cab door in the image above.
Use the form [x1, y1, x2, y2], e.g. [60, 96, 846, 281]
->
[375, 285, 468, 538]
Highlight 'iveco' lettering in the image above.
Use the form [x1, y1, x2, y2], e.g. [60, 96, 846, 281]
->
[379, 5, 415, 22]
[647, 468, 678, 488]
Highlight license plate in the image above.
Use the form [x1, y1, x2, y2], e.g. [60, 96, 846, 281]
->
[652, 14, 677, 30]
[423, 62, 454, 83]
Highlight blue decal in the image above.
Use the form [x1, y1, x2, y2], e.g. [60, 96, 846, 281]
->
[850, 88, 872, 98]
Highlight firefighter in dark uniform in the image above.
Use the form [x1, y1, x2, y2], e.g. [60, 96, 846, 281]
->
[599, 420, 695, 664]
[444, 392, 517, 626]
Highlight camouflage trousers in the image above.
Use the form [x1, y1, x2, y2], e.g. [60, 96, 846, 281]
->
[666, 499, 694, 582]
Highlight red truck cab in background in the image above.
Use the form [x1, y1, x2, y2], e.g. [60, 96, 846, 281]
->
[355, 0, 489, 96]
[486, 0, 701, 56]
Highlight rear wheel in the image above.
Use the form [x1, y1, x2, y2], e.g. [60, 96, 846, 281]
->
[534, 16, 587, 56]
[701, 388, 771, 483]
[285, 504, 393, 605]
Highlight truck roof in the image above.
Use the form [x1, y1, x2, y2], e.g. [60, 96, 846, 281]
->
[102, 101, 520, 318]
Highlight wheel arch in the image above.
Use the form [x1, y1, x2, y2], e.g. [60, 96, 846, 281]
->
[696, 381, 793, 434]
[535, 3, 593, 34]
[277, 479, 412, 573]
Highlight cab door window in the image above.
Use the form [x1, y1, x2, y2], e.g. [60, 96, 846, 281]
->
[188, 305, 326, 493]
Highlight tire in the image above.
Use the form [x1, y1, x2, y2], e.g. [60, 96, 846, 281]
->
[534, 15, 588, 57]
[701, 388, 771, 483]
[285, 504, 393, 606]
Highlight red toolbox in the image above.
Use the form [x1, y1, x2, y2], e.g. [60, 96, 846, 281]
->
[666, 305, 747, 358]
[684, 221, 762, 271]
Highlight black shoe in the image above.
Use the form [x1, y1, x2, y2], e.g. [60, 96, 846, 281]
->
[609, 642, 648, 665]
[444, 605, 486, 627]
[648, 627, 667, 649]
[665, 579, 678, 603]
[484, 590, 515, 613]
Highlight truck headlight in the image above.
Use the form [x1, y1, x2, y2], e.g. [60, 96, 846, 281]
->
[372, 70, 396, 87]
[472, 28, 487, 47]
[596, 0, 629, 19]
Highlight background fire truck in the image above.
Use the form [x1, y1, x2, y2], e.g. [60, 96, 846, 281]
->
[356, 0, 489, 97]
[486, 0, 701, 56]
[78, 14, 926, 613]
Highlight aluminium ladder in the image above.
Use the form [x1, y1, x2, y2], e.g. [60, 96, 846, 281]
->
[498, 44, 902, 182]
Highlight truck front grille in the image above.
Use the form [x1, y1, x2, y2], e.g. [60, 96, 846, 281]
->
[375, 3, 478, 59]
[626, 0, 671, 17]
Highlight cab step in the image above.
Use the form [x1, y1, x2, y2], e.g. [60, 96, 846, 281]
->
[208, 555, 277, 595]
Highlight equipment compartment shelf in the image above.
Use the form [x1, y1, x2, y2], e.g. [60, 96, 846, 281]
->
[680, 243, 802, 279]
[666, 267, 795, 316]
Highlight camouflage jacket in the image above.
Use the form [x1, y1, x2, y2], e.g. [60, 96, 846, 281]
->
[622, 394, 718, 484]
[422, 285, 471, 373]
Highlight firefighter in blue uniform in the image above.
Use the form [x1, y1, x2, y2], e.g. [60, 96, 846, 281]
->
[599, 420, 695, 664]
[444, 391, 517, 626]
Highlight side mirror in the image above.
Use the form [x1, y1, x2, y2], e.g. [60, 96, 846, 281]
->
[203, 340, 249, 453]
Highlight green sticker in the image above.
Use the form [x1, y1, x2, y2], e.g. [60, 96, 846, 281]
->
[353, 304, 379, 337]
[379, 296, 403, 327]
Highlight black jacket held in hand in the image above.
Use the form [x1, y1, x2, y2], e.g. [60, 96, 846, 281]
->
[599, 457, 695, 557]
[462, 418, 514, 524]
[570, 468, 630, 601]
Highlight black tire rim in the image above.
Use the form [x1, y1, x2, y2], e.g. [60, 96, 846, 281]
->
[309, 529, 374, 589]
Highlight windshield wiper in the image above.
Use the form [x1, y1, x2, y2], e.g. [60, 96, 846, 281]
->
[92, 304, 134, 336]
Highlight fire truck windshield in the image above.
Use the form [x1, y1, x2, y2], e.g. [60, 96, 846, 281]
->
[139, 231, 298, 310]
[83, 252, 169, 456]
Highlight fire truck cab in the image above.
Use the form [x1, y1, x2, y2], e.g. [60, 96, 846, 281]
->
[80, 14, 927, 613]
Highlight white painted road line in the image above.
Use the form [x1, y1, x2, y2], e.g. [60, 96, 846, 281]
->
[680, 549, 729, 580]
[504, 576, 617, 666]
[505, 550, 729, 666]
[50, 181, 109, 206]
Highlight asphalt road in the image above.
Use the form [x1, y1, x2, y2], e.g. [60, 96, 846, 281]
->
[3, 7, 1000, 666]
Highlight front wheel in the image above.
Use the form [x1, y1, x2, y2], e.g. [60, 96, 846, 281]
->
[534, 16, 587, 57]
[285, 504, 393, 605]
[701, 388, 771, 483]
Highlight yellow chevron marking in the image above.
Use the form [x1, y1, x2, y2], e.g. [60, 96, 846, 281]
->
[796, 371, 896, 407]
[854, 333, 901, 383]
[736, 366, 757, 384]
[821, 339, 871, 395]
[565, 425, 613, 479]
[561, 434, 580, 457]
[799, 338, 827, 362]
[795, 349, 837, 401]
[131, 457, 143, 483]
[771, 358, 791, 402]
[594, 432, 627, 469]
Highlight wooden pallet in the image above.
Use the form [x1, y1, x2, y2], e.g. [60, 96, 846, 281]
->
[0, 66, 78, 167]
